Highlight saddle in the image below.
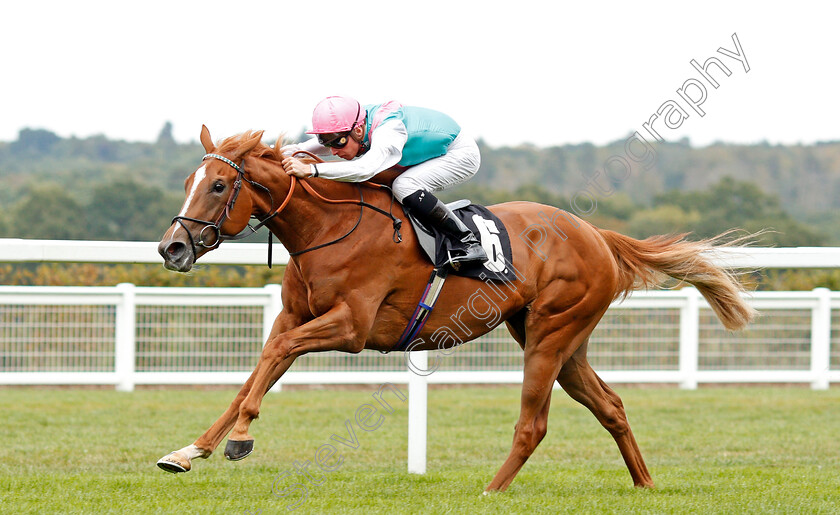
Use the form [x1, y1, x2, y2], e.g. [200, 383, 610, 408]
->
[406, 200, 517, 283]
[390, 200, 517, 352]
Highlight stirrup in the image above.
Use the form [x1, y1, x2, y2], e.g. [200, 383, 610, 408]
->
[446, 243, 487, 271]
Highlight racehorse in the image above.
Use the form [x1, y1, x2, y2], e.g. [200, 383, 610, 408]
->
[155, 126, 757, 492]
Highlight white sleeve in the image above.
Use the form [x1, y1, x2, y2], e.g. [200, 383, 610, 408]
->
[280, 137, 331, 157]
[314, 120, 407, 182]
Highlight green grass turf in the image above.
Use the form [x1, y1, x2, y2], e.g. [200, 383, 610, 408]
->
[0, 385, 838, 514]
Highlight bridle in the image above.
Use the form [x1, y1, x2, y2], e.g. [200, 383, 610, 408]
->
[170, 153, 274, 259]
[170, 152, 402, 267]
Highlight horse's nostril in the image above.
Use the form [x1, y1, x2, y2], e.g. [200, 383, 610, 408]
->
[167, 242, 186, 257]
[159, 240, 187, 262]
[158, 238, 194, 272]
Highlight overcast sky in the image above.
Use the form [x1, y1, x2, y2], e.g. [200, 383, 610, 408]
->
[1, 1, 836, 148]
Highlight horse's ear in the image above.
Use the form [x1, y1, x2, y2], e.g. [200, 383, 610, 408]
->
[200, 125, 214, 153]
[231, 130, 265, 161]
[273, 134, 286, 159]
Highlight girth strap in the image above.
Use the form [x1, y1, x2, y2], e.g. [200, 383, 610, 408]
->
[387, 267, 449, 353]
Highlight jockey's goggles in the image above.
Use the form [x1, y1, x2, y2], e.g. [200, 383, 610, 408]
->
[318, 132, 351, 149]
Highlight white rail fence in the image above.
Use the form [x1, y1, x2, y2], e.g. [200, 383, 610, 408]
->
[1, 283, 838, 391]
[2, 238, 840, 268]
[1, 240, 839, 474]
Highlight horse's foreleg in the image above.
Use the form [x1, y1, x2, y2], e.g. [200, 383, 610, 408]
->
[225, 302, 367, 456]
[156, 311, 302, 473]
[157, 371, 260, 473]
[557, 344, 654, 488]
[221, 354, 298, 461]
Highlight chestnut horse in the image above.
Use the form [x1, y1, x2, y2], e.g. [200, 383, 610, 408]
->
[155, 126, 756, 492]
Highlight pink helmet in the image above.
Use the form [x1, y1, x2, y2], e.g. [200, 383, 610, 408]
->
[306, 96, 365, 134]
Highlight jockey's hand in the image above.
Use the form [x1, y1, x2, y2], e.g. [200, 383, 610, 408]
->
[281, 157, 312, 178]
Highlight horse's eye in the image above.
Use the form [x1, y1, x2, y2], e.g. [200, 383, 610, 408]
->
[213, 182, 225, 193]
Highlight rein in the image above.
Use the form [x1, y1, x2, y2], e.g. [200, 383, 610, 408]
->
[283, 152, 403, 256]
[173, 151, 402, 267]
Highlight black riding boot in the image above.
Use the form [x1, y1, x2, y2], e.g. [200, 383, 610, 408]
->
[403, 190, 488, 268]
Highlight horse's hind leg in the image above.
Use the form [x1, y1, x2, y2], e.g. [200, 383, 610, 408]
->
[486, 303, 603, 492]
[556, 340, 654, 488]
[484, 349, 557, 492]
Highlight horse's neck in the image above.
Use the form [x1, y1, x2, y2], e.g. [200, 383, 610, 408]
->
[247, 156, 370, 255]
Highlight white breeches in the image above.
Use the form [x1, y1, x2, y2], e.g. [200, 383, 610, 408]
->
[392, 132, 481, 202]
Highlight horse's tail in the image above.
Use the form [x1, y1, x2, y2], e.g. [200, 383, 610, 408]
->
[598, 229, 757, 330]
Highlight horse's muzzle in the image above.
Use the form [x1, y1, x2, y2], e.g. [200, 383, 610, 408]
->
[158, 238, 194, 272]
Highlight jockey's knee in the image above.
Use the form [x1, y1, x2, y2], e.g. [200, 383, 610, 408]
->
[400, 188, 437, 215]
[393, 176, 431, 202]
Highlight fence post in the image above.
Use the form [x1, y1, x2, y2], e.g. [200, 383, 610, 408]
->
[679, 287, 700, 390]
[115, 283, 136, 392]
[407, 350, 428, 474]
[811, 287, 831, 390]
[264, 284, 283, 393]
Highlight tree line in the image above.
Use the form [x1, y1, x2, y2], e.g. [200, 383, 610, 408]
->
[1, 125, 838, 289]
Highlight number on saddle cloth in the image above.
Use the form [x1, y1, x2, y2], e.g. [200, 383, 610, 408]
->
[406, 200, 517, 283]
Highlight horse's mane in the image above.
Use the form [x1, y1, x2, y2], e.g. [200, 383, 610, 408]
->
[215, 131, 286, 162]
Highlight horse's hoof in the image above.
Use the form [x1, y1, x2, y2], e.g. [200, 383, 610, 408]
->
[157, 451, 191, 473]
[224, 439, 254, 461]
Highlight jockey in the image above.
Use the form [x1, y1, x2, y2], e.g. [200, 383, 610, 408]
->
[281, 96, 487, 267]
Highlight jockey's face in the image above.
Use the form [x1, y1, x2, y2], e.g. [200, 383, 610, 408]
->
[331, 125, 364, 160]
